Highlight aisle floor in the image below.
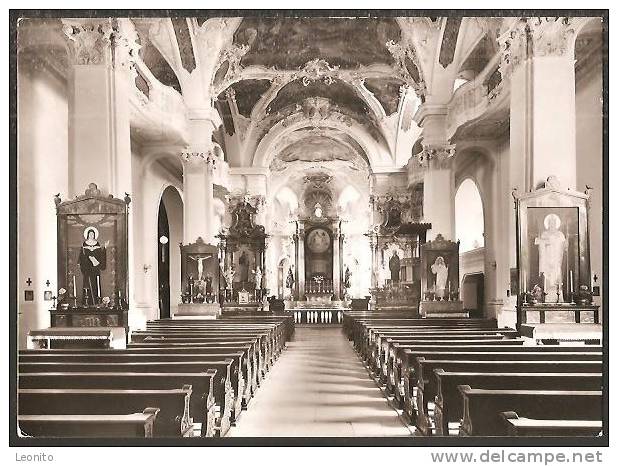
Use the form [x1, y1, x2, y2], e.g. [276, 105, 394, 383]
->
[228, 326, 412, 437]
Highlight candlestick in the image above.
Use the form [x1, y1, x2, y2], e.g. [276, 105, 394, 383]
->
[73, 275, 76, 297]
[96, 276, 101, 302]
[569, 270, 574, 298]
[522, 271, 526, 294]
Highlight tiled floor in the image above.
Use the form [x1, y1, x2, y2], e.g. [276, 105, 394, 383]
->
[228, 326, 412, 437]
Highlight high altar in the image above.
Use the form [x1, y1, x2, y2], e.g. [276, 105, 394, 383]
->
[368, 191, 430, 312]
[218, 198, 268, 312]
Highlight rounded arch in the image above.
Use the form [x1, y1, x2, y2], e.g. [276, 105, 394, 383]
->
[251, 111, 393, 169]
[455, 177, 485, 252]
[157, 184, 184, 319]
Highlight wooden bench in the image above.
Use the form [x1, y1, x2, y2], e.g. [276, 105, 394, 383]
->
[388, 343, 599, 405]
[499, 411, 603, 437]
[18, 408, 160, 438]
[404, 358, 603, 425]
[458, 386, 602, 436]
[18, 371, 218, 437]
[19, 359, 235, 437]
[433, 371, 603, 436]
[18, 387, 193, 437]
[19, 352, 246, 422]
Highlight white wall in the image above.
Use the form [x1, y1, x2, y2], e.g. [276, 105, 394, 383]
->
[130, 149, 183, 329]
[576, 52, 603, 316]
[17, 54, 69, 348]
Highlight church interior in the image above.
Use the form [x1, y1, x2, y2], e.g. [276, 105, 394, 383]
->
[14, 15, 606, 441]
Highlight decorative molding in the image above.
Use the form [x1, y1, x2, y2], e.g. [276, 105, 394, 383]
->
[385, 40, 426, 96]
[296, 58, 341, 86]
[180, 144, 220, 172]
[498, 17, 578, 80]
[62, 19, 114, 66]
[419, 143, 456, 169]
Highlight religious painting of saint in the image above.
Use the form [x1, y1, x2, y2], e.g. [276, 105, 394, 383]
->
[430, 256, 449, 298]
[526, 207, 579, 302]
[78, 226, 108, 305]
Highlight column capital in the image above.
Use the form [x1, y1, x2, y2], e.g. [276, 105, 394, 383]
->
[181, 143, 221, 173]
[498, 17, 578, 79]
[62, 19, 114, 66]
[414, 142, 456, 169]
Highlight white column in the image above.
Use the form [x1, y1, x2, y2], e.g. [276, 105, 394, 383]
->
[332, 226, 341, 298]
[181, 149, 216, 245]
[62, 19, 136, 198]
[500, 17, 579, 191]
[416, 143, 456, 241]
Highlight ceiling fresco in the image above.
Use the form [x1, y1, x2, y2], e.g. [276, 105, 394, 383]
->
[267, 79, 370, 117]
[234, 17, 401, 70]
[363, 78, 403, 115]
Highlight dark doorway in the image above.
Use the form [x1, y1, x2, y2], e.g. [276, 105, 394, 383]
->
[462, 273, 485, 318]
[158, 200, 171, 319]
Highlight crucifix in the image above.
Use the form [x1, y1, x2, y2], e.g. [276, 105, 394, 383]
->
[45, 280, 51, 287]
[25, 278, 32, 287]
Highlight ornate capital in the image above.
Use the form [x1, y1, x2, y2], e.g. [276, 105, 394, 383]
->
[414, 143, 456, 171]
[181, 144, 219, 173]
[499, 17, 577, 79]
[62, 19, 114, 66]
[112, 19, 141, 71]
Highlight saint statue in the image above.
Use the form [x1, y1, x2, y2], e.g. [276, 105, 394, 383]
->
[344, 266, 352, 289]
[431, 256, 449, 299]
[535, 213, 567, 303]
[254, 267, 263, 290]
[224, 267, 236, 290]
[78, 226, 108, 305]
[286, 267, 295, 290]
[389, 252, 401, 283]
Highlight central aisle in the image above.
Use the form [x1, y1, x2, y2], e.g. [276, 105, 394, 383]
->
[228, 326, 412, 437]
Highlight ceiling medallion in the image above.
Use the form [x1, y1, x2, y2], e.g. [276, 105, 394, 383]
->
[297, 59, 341, 87]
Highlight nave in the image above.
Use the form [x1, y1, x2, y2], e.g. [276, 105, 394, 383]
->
[229, 327, 411, 437]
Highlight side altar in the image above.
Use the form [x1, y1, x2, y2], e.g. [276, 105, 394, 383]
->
[418, 234, 466, 318]
[218, 198, 268, 313]
[45, 183, 130, 337]
[514, 176, 600, 340]
[176, 237, 220, 319]
[367, 191, 430, 312]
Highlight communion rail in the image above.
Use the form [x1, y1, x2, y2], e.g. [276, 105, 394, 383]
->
[293, 309, 344, 325]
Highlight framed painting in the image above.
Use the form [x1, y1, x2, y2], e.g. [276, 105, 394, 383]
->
[55, 183, 130, 307]
[514, 176, 592, 324]
[420, 233, 461, 300]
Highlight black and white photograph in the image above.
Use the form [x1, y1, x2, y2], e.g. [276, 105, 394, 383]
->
[7, 6, 610, 458]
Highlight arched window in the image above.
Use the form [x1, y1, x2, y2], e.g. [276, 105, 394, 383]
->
[455, 178, 484, 252]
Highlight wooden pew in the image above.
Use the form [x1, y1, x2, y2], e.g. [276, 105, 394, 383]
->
[19, 359, 235, 437]
[458, 386, 602, 436]
[403, 358, 603, 425]
[388, 343, 599, 405]
[19, 352, 246, 422]
[499, 411, 603, 437]
[433, 371, 603, 436]
[18, 408, 160, 438]
[18, 387, 193, 437]
[18, 371, 218, 438]
[23, 345, 258, 403]
[129, 340, 263, 387]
